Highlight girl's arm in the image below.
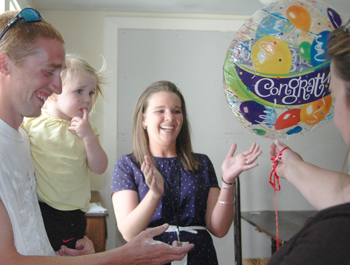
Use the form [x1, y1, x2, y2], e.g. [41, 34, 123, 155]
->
[270, 141, 350, 210]
[84, 135, 108, 174]
[68, 109, 108, 174]
[205, 143, 262, 237]
[112, 156, 164, 241]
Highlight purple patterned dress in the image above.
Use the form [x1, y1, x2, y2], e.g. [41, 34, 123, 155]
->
[111, 153, 219, 264]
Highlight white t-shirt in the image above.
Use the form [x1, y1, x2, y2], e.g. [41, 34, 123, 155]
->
[0, 118, 55, 256]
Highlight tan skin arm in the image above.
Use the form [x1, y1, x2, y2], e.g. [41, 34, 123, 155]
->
[205, 143, 262, 238]
[205, 187, 233, 238]
[270, 141, 350, 210]
[0, 198, 193, 264]
[112, 155, 164, 241]
[112, 189, 161, 241]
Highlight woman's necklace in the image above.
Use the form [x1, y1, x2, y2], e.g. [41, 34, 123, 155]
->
[155, 156, 182, 245]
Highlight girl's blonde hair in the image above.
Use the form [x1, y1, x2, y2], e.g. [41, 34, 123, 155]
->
[61, 54, 106, 105]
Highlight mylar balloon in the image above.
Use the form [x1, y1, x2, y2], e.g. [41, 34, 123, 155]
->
[223, 0, 343, 140]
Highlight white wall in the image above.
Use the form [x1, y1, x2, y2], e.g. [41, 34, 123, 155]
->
[32, 9, 348, 263]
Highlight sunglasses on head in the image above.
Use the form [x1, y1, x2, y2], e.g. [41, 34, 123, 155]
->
[0, 8, 42, 41]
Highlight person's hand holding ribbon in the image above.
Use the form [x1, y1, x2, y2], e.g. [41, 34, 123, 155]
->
[269, 140, 304, 183]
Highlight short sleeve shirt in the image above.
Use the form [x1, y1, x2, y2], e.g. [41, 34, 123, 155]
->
[111, 153, 219, 227]
[111, 153, 220, 264]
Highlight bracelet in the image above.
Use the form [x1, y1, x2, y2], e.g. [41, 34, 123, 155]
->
[218, 200, 235, 204]
[222, 184, 234, 189]
[222, 177, 234, 185]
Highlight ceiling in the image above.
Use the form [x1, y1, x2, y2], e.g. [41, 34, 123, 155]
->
[29, 0, 349, 18]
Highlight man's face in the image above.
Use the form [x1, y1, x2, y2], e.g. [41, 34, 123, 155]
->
[6, 38, 65, 128]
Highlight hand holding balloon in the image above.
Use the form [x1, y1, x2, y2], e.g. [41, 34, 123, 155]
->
[269, 140, 303, 180]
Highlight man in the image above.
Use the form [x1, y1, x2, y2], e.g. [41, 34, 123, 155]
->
[0, 8, 193, 264]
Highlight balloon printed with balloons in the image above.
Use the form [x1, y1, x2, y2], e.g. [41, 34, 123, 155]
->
[223, 0, 344, 140]
[251, 36, 293, 74]
[298, 41, 312, 62]
[286, 4, 311, 32]
[300, 94, 333, 125]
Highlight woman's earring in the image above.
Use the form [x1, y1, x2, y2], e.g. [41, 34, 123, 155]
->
[143, 126, 146, 130]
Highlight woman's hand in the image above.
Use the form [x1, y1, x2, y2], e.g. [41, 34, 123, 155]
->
[141, 155, 164, 197]
[269, 140, 303, 179]
[221, 142, 262, 183]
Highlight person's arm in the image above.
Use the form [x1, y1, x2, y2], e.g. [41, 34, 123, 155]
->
[270, 140, 350, 210]
[68, 108, 108, 174]
[0, 199, 193, 264]
[112, 156, 164, 241]
[205, 143, 262, 237]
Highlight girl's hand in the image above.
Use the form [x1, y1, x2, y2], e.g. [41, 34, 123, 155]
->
[68, 108, 94, 140]
[269, 140, 303, 179]
[221, 143, 262, 183]
[141, 156, 164, 198]
[58, 236, 95, 256]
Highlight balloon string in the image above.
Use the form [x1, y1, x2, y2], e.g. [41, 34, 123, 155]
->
[269, 146, 289, 251]
[274, 188, 279, 251]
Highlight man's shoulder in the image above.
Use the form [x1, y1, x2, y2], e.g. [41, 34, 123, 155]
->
[0, 126, 29, 151]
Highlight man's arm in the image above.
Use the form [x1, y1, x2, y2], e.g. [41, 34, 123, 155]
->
[0, 198, 194, 264]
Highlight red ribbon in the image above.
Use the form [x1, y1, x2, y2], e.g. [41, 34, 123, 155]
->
[269, 146, 289, 251]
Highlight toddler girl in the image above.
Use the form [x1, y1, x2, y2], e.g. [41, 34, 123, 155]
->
[22, 54, 108, 251]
